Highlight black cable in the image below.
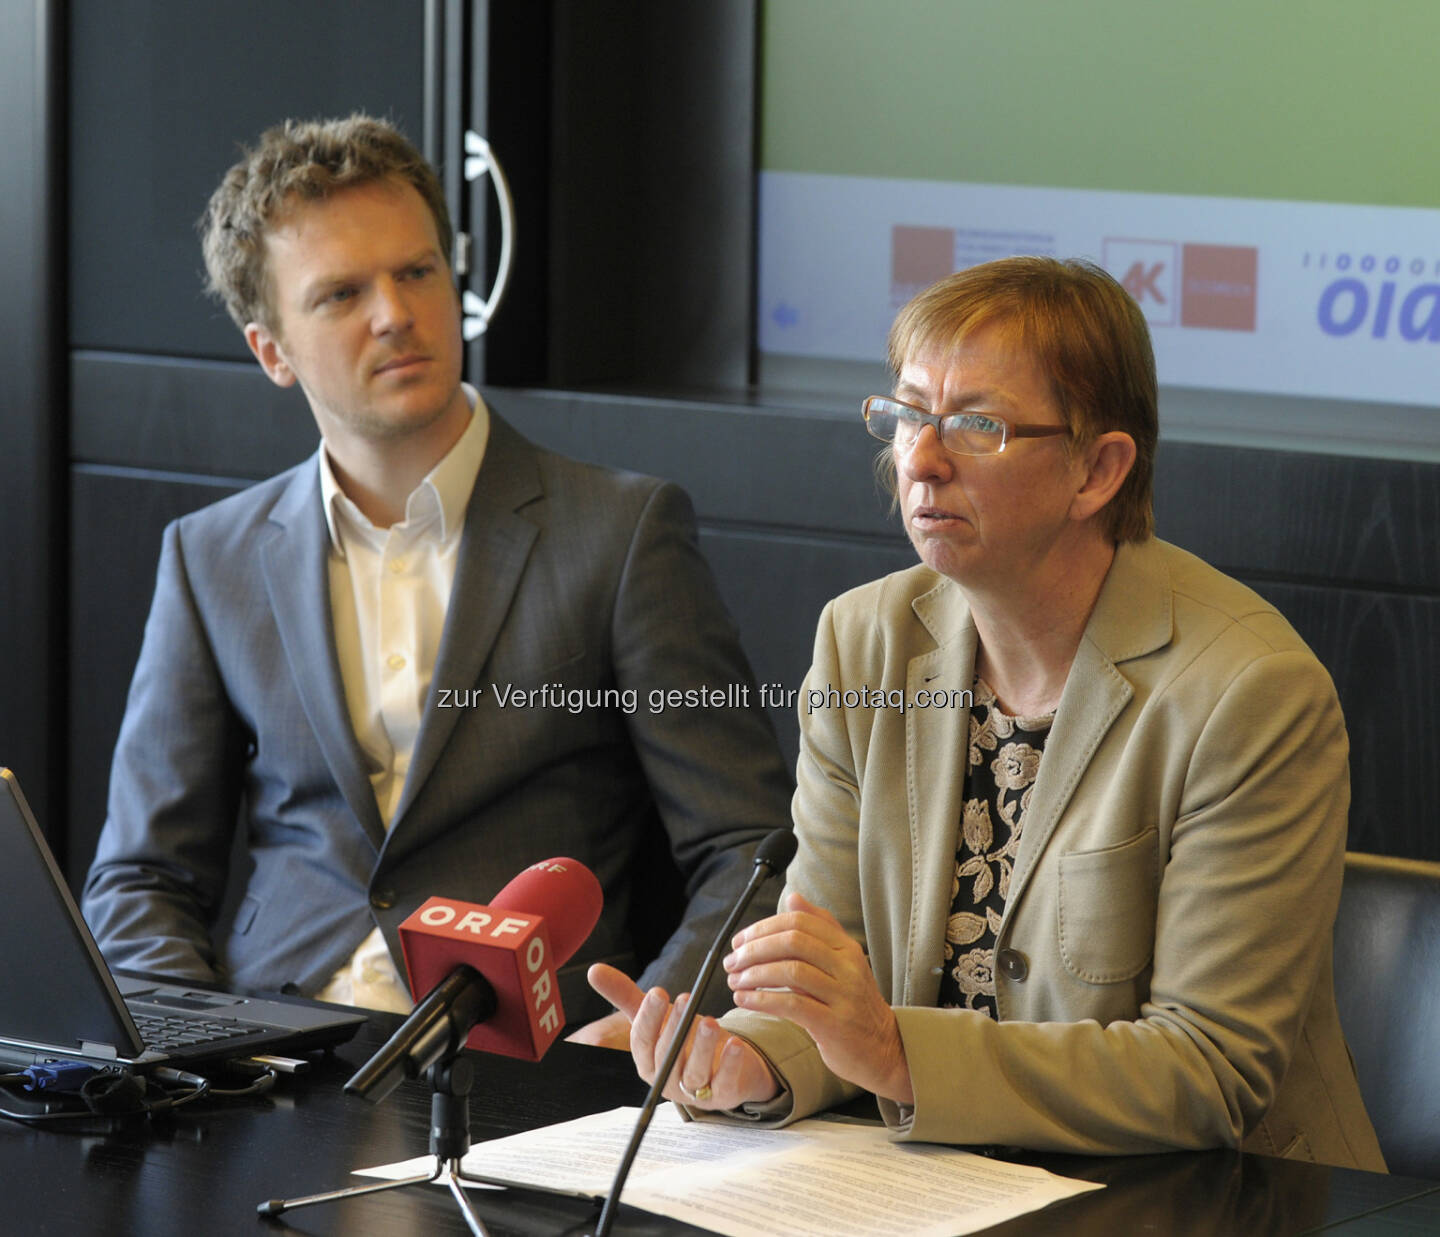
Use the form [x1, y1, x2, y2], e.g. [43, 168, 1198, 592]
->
[0, 1061, 282, 1125]
[0, 1103, 111, 1125]
[147, 1075, 211, 1113]
[202, 1068, 278, 1099]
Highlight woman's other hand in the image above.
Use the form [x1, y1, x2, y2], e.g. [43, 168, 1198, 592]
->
[586, 963, 780, 1110]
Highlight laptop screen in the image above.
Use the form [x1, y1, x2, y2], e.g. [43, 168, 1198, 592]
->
[0, 769, 144, 1059]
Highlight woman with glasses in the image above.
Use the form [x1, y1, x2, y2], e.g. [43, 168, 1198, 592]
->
[590, 257, 1384, 1170]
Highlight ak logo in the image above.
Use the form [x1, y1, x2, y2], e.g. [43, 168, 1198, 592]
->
[1103, 240, 1178, 326]
[1104, 239, 1258, 332]
[1124, 261, 1168, 303]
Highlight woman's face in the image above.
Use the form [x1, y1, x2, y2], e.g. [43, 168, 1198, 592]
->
[893, 327, 1087, 593]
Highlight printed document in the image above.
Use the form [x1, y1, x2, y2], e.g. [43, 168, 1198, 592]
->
[358, 1104, 1102, 1237]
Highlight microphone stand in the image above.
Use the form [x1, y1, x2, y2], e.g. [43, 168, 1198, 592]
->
[591, 830, 795, 1237]
[258, 1050, 499, 1236]
[259, 972, 597, 1233]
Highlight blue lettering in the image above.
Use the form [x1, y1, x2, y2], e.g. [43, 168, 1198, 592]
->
[1318, 279, 1367, 336]
[1372, 282, 1396, 339]
[1399, 284, 1440, 342]
[1317, 277, 1440, 341]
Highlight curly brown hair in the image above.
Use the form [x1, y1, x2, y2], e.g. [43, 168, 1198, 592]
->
[199, 113, 451, 331]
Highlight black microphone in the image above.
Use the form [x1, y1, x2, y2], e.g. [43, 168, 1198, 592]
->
[592, 828, 797, 1237]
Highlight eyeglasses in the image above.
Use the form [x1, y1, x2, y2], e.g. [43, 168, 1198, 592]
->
[862, 396, 1070, 456]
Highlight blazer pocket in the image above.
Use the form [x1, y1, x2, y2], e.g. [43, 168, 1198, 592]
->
[232, 893, 261, 936]
[1278, 1131, 1315, 1162]
[1058, 828, 1159, 984]
[531, 644, 587, 680]
[483, 645, 590, 704]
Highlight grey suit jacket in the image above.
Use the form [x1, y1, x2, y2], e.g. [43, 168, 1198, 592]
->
[83, 409, 792, 1019]
[724, 538, 1385, 1171]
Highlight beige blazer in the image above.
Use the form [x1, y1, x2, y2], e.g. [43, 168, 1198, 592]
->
[725, 537, 1385, 1170]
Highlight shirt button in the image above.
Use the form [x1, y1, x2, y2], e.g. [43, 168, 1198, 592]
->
[997, 948, 1029, 982]
[387, 654, 406, 671]
[370, 890, 396, 910]
[389, 559, 406, 574]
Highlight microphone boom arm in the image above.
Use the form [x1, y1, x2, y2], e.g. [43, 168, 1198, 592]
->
[593, 829, 796, 1237]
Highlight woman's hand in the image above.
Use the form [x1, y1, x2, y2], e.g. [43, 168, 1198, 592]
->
[586, 964, 780, 1110]
[724, 892, 914, 1104]
[563, 1008, 633, 1050]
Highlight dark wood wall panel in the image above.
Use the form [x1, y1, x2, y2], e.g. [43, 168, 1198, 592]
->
[479, 388, 900, 537]
[72, 353, 315, 479]
[0, 0, 63, 835]
[699, 528, 916, 771]
[68, 0, 426, 362]
[67, 468, 248, 885]
[1243, 580, 1440, 858]
[1155, 444, 1440, 592]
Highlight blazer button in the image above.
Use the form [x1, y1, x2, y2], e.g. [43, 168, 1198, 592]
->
[997, 948, 1029, 982]
[370, 889, 396, 911]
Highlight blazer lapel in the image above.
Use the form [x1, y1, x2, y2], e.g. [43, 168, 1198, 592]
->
[390, 415, 543, 830]
[259, 463, 386, 850]
[1004, 540, 1175, 918]
[903, 579, 979, 1006]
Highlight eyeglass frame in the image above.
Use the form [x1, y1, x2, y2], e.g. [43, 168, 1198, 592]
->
[862, 395, 1071, 457]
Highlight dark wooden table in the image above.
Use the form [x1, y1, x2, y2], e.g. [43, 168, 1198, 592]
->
[1, 1013, 1435, 1235]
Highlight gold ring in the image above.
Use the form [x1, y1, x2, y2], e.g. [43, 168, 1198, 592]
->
[678, 1080, 713, 1103]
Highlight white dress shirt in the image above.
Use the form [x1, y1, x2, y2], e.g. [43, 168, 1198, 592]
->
[314, 386, 489, 1012]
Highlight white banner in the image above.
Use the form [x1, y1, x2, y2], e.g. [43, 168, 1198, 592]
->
[758, 172, 1440, 409]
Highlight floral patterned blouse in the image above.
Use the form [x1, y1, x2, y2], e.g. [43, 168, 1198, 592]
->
[936, 679, 1053, 1020]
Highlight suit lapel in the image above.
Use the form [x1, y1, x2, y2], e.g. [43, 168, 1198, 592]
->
[1004, 540, 1174, 919]
[390, 415, 543, 830]
[260, 463, 386, 850]
[903, 579, 978, 1006]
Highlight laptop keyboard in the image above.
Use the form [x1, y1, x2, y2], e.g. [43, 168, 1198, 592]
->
[130, 1009, 254, 1052]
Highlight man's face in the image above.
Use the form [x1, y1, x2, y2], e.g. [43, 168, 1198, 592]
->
[894, 326, 1087, 591]
[244, 178, 466, 451]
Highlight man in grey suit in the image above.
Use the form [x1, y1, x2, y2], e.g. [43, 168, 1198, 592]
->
[82, 114, 791, 1046]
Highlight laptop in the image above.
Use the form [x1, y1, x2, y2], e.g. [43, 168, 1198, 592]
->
[0, 768, 365, 1072]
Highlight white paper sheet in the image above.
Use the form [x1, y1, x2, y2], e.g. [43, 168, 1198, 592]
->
[358, 1104, 1102, 1237]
